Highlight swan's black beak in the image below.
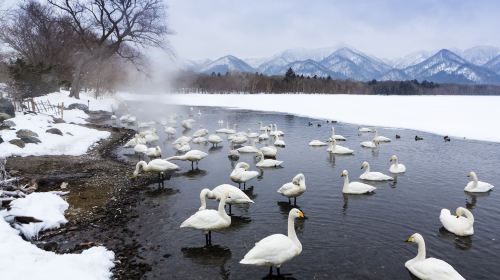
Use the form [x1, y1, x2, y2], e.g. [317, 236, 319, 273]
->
[456, 216, 460, 218]
[405, 237, 413, 243]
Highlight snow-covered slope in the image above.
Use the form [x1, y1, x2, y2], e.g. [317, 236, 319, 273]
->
[484, 55, 500, 75]
[391, 50, 435, 69]
[378, 69, 409, 81]
[283, 59, 342, 78]
[403, 49, 500, 84]
[460, 46, 500, 65]
[199, 55, 255, 74]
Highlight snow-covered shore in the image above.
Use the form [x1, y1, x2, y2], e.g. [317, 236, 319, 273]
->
[119, 92, 500, 143]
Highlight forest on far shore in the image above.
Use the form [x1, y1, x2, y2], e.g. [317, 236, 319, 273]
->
[173, 68, 500, 95]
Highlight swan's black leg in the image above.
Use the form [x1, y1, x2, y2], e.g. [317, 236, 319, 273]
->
[208, 231, 212, 245]
[191, 161, 194, 170]
[243, 182, 246, 190]
[205, 234, 209, 246]
[238, 183, 241, 189]
[288, 198, 291, 204]
[294, 197, 297, 206]
[229, 204, 232, 215]
[277, 267, 280, 276]
[269, 266, 273, 275]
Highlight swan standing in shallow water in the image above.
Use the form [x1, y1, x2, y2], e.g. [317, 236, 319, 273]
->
[174, 142, 191, 153]
[167, 150, 208, 170]
[256, 151, 283, 168]
[464, 171, 494, 192]
[230, 162, 259, 189]
[373, 130, 391, 142]
[258, 130, 269, 141]
[341, 170, 376, 194]
[146, 146, 161, 158]
[440, 207, 474, 236]
[192, 128, 209, 138]
[132, 159, 179, 187]
[389, 155, 406, 173]
[134, 144, 148, 159]
[327, 139, 354, 155]
[207, 134, 223, 147]
[164, 126, 176, 138]
[405, 233, 465, 280]
[260, 146, 277, 158]
[360, 161, 393, 181]
[180, 193, 231, 246]
[277, 173, 306, 205]
[199, 185, 253, 215]
[240, 208, 304, 277]
[358, 126, 374, 133]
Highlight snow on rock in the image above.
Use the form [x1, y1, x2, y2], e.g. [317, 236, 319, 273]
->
[120, 93, 500, 143]
[0, 201, 114, 280]
[3, 192, 69, 239]
[0, 112, 110, 157]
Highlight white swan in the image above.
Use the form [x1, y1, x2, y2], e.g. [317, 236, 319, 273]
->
[230, 135, 248, 145]
[216, 122, 236, 134]
[247, 129, 259, 138]
[358, 126, 374, 133]
[309, 139, 327, 146]
[124, 134, 146, 147]
[119, 114, 136, 124]
[327, 139, 354, 155]
[258, 121, 270, 132]
[139, 127, 157, 137]
[260, 146, 277, 158]
[341, 170, 376, 194]
[167, 150, 208, 170]
[173, 136, 192, 145]
[464, 171, 494, 193]
[273, 135, 286, 147]
[181, 119, 195, 130]
[208, 134, 223, 147]
[439, 207, 474, 236]
[174, 142, 191, 153]
[237, 139, 260, 153]
[389, 155, 406, 173]
[192, 137, 207, 144]
[405, 233, 465, 280]
[164, 126, 176, 138]
[192, 128, 209, 138]
[132, 159, 179, 185]
[256, 151, 283, 168]
[328, 127, 346, 141]
[230, 162, 259, 188]
[146, 146, 162, 158]
[134, 144, 148, 158]
[138, 121, 155, 129]
[360, 161, 393, 181]
[228, 149, 240, 161]
[258, 130, 269, 141]
[360, 139, 379, 148]
[144, 133, 159, 143]
[180, 192, 231, 246]
[277, 173, 306, 205]
[240, 208, 304, 276]
[373, 130, 391, 142]
[199, 185, 254, 214]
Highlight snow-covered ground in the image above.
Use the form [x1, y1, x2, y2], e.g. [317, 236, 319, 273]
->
[119, 93, 500, 143]
[0, 193, 115, 280]
[0, 91, 120, 157]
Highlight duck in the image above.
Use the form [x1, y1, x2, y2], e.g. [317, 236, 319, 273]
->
[389, 155, 406, 173]
[240, 208, 304, 277]
[464, 171, 494, 193]
[405, 233, 465, 280]
[327, 139, 354, 155]
[309, 139, 327, 146]
[260, 146, 277, 158]
[199, 185, 254, 215]
[360, 139, 379, 148]
[132, 159, 179, 187]
[360, 161, 393, 181]
[167, 150, 208, 170]
[444, 135, 451, 142]
[164, 126, 176, 138]
[174, 142, 191, 153]
[146, 146, 162, 158]
[373, 130, 391, 142]
[341, 170, 376, 194]
[192, 128, 209, 138]
[439, 207, 474, 236]
[180, 192, 231, 246]
[273, 135, 286, 147]
[415, 135, 423, 141]
[256, 151, 283, 168]
[277, 173, 306, 205]
[228, 149, 240, 161]
[230, 162, 259, 189]
[328, 127, 346, 141]
[207, 134, 223, 147]
[358, 126, 374, 133]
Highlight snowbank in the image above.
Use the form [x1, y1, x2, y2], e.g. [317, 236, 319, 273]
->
[0, 112, 110, 157]
[3, 192, 69, 239]
[0, 193, 115, 280]
[35, 90, 120, 112]
[119, 93, 500, 143]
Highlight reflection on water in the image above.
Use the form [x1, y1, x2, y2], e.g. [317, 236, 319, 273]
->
[115, 102, 500, 280]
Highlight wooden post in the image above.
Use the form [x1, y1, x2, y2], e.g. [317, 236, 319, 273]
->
[60, 102, 64, 119]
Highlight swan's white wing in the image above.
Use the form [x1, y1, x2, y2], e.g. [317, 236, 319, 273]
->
[277, 182, 297, 196]
[180, 210, 228, 230]
[212, 184, 253, 204]
[240, 234, 300, 266]
[407, 258, 465, 280]
[347, 182, 376, 194]
[360, 172, 393, 181]
[439, 209, 472, 236]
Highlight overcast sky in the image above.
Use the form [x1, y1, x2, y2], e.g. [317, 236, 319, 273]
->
[167, 0, 500, 60]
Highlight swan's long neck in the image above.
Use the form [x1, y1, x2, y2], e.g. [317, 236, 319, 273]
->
[470, 174, 479, 187]
[342, 175, 350, 192]
[364, 163, 371, 173]
[134, 161, 148, 175]
[287, 213, 302, 250]
[199, 189, 210, 211]
[331, 127, 335, 138]
[415, 238, 426, 261]
[218, 195, 230, 220]
[461, 208, 475, 225]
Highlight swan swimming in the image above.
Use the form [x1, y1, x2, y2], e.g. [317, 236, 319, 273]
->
[192, 128, 209, 138]
[360, 139, 379, 148]
[181, 119, 195, 130]
[164, 126, 176, 138]
[258, 121, 271, 132]
[439, 207, 474, 236]
[258, 130, 269, 141]
[273, 135, 286, 147]
[389, 155, 406, 173]
[199, 184, 254, 215]
[240, 208, 304, 277]
[230, 162, 259, 189]
[134, 144, 148, 159]
[405, 233, 465, 280]
[341, 170, 376, 194]
[192, 137, 207, 144]
[167, 150, 208, 170]
[277, 173, 306, 205]
[327, 139, 354, 155]
[256, 151, 283, 168]
[373, 130, 391, 142]
[180, 192, 231, 246]
[146, 146, 162, 158]
[309, 139, 327, 146]
[174, 142, 191, 153]
[237, 140, 260, 153]
[464, 171, 494, 193]
[328, 127, 346, 141]
[260, 146, 277, 158]
[360, 161, 393, 181]
[358, 126, 374, 133]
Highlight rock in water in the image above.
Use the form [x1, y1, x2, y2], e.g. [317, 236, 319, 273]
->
[67, 103, 89, 113]
[16, 129, 39, 138]
[46, 128, 63, 136]
[9, 139, 25, 148]
[0, 98, 15, 119]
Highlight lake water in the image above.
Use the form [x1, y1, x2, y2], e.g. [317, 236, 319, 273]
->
[116, 101, 500, 279]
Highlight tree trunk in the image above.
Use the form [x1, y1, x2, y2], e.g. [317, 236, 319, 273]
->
[69, 57, 85, 99]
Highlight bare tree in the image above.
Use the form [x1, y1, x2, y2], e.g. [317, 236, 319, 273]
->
[47, 0, 170, 98]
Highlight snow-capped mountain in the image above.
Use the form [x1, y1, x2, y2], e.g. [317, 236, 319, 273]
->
[484, 55, 500, 75]
[459, 46, 500, 65]
[403, 49, 500, 84]
[378, 69, 409, 81]
[391, 51, 434, 69]
[199, 55, 255, 74]
[320, 48, 392, 81]
[282, 60, 344, 78]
